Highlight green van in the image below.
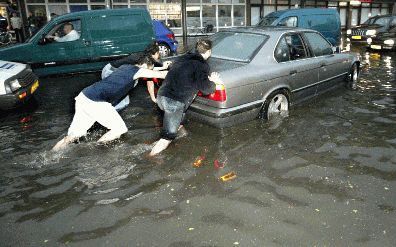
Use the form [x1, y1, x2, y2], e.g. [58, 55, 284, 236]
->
[0, 8, 154, 76]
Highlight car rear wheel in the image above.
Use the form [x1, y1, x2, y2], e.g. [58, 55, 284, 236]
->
[346, 63, 359, 90]
[158, 43, 171, 57]
[260, 89, 290, 120]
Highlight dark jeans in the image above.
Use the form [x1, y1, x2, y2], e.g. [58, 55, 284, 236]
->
[14, 28, 24, 43]
[157, 95, 185, 141]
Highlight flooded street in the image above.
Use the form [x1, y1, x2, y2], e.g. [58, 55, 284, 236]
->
[0, 46, 395, 246]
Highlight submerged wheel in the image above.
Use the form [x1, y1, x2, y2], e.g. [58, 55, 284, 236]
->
[260, 89, 290, 120]
[158, 43, 171, 57]
[346, 63, 359, 90]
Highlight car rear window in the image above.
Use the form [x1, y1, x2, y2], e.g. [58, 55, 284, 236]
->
[210, 32, 268, 62]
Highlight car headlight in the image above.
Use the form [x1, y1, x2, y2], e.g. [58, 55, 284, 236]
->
[384, 39, 395, 45]
[366, 30, 376, 36]
[367, 38, 372, 44]
[347, 29, 352, 35]
[8, 79, 21, 92]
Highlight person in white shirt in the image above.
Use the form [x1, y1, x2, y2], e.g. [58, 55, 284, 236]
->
[47, 23, 80, 42]
[10, 12, 23, 43]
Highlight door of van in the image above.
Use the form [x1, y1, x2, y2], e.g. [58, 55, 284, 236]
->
[31, 17, 93, 76]
[300, 14, 341, 47]
[85, 10, 154, 67]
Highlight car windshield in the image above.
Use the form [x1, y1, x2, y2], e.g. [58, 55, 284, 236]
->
[210, 32, 268, 62]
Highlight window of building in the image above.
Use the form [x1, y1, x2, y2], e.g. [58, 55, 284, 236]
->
[48, 5, 68, 16]
[202, 5, 216, 29]
[233, 5, 245, 26]
[218, 5, 232, 27]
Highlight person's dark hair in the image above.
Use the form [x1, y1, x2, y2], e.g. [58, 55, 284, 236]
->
[137, 55, 155, 67]
[64, 22, 74, 30]
[144, 42, 159, 56]
[195, 39, 212, 54]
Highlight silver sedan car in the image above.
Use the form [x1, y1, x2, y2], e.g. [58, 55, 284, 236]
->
[188, 27, 360, 127]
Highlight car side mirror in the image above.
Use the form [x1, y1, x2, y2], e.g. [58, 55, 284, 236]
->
[332, 46, 341, 54]
[38, 34, 47, 45]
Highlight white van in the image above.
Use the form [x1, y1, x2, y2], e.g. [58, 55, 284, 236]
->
[0, 60, 39, 109]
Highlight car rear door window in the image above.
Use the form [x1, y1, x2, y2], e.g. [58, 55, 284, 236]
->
[274, 33, 307, 62]
[304, 32, 333, 57]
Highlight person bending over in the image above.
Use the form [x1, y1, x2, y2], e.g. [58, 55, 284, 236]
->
[52, 56, 168, 152]
[150, 39, 223, 156]
[101, 42, 171, 110]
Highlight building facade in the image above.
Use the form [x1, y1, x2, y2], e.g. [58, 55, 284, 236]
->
[2, 0, 396, 35]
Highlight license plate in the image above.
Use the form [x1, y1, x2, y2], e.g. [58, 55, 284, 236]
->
[352, 35, 362, 40]
[370, 45, 382, 50]
[31, 80, 39, 94]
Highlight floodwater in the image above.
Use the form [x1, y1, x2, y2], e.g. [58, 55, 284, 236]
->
[0, 46, 395, 246]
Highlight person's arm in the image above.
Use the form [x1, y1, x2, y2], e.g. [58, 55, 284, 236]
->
[153, 61, 172, 71]
[146, 80, 157, 103]
[134, 68, 167, 80]
[195, 65, 217, 95]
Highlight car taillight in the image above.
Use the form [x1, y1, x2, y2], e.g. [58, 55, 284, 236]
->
[198, 84, 227, 102]
[166, 33, 175, 40]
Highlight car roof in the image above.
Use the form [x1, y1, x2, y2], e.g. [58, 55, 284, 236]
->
[267, 7, 338, 16]
[219, 26, 317, 36]
[53, 8, 147, 20]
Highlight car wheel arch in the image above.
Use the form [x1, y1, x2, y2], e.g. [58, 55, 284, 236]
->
[259, 87, 292, 120]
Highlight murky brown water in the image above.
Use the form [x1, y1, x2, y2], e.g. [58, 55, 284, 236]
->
[0, 46, 395, 246]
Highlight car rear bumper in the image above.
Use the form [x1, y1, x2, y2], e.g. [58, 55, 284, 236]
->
[0, 80, 39, 109]
[187, 100, 263, 128]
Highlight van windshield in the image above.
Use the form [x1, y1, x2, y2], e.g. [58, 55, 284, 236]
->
[258, 16, 278, 26]
[210, 32, 268, 62]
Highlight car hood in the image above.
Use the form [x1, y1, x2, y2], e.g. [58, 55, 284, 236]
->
[0, 43, 32, 63]
[352, 24, 383, 30]
[0, 60, 27, 80]
[375, 32, 396, 40]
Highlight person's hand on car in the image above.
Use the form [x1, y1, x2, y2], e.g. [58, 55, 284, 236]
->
[163, 61, 172, 69]
[209, 72, 222, 84]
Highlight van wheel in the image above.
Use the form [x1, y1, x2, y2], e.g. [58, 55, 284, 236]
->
[158, 43, 171, 57]
[346, 63, 359, 90]
[260, 89, 290, 120]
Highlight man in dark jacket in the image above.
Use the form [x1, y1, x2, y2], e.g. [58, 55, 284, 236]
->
[150, 39, 222, 156]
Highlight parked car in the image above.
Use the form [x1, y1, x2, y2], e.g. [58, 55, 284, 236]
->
[367, 25, 396, 51]
[257, 8, 341, 47]
[0, 9, 154, 76]
[0, 60, 39, 110]
[347, 14, 396, 43]
[186, 27, 360, 128]
[153, 20, 178, 57]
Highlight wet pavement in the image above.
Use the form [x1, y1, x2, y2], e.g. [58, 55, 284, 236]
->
[0, 45, 395, 246]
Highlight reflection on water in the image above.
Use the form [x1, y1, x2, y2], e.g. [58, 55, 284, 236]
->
[0, 48, 395, 245]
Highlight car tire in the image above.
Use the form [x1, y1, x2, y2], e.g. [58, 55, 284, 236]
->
[346, 63, 359, 90]
[260, 89, 290, 120]
[158, 43, 171, 57]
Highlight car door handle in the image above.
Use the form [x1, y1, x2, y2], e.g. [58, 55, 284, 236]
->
[320, 63, 326, 67]
[84, 40, 91, 46]
[289, 70, 297, 75]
